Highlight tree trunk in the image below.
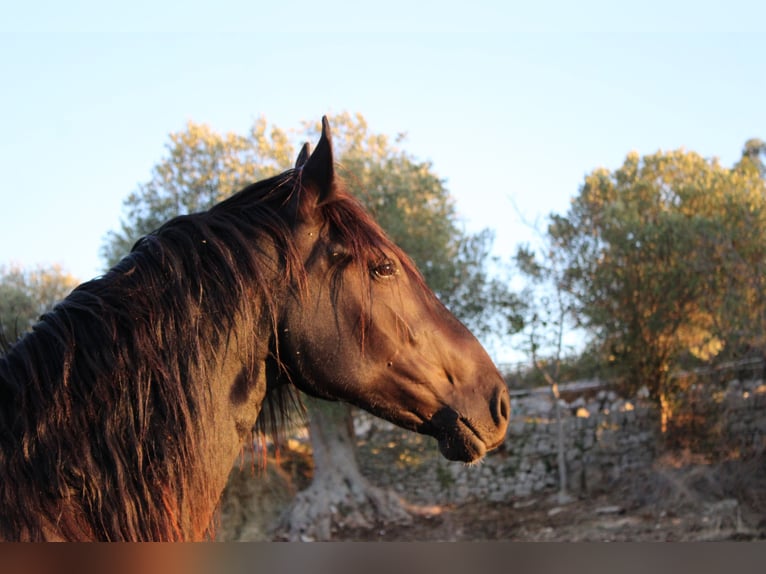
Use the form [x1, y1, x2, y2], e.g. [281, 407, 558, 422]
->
[550, 381, 572, 504]
[659, 390, 673, 435]
[275, 398, 411, 541]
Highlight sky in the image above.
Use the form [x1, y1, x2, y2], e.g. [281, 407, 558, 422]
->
[1, 1, 764, 360]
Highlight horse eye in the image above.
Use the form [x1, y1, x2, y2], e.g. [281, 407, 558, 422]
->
[372, 260, 397, 279]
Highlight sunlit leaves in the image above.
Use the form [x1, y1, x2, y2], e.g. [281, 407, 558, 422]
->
[0, 264, 79, 339]
[545, 144, 766, 400]
[101, 117, 294, 267]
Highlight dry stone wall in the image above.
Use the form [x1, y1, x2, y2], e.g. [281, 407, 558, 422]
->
[355, 379, 766, 505]
[725, 381, 766, 454]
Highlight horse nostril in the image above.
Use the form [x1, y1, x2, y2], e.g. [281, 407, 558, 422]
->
[490, 387, 510, 426]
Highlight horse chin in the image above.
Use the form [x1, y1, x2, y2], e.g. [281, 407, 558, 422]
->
[427, 408, 492, 463]
[436, 422, 488, 463]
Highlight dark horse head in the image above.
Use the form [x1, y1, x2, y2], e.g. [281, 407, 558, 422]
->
[278, 118, 509, 462]
[0, 117, 508, 541]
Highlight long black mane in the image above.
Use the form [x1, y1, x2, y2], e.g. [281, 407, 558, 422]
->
[0, 163, 426, 541]
[0, 170, 304, 540]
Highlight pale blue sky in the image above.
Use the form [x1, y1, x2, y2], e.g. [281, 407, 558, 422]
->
[1, 1, 764, 298]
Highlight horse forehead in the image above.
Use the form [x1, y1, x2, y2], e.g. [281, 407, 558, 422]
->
[290, 223, 324, 259]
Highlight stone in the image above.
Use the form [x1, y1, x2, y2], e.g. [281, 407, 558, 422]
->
[595, 505, 624, 515]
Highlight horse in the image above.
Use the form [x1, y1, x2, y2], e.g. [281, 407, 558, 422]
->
[0, 117, 510, 541]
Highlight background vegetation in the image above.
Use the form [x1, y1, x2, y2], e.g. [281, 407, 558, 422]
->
[512, 139, 766, 423]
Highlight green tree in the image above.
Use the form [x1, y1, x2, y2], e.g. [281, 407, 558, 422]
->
[512, 241, 575, 503]
[707, 141, 766, 358]
[738, 138, 766, 178]
[543, 145, 766, 428]
[101, 118, 294, 266]
[0, 264, 79, 341]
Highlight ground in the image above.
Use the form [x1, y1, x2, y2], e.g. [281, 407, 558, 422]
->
[335, 491, 759, 542]
[218, 444, 766, 542]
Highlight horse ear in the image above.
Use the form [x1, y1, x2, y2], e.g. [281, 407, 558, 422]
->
[295, 142, 311, 168]
[301, 116, 336, 204]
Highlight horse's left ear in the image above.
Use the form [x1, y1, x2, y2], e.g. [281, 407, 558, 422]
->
[301, 116, 336, 204]
[295, 142, 311, 168]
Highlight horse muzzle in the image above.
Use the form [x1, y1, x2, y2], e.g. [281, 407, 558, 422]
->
[429, 385, 510, 463]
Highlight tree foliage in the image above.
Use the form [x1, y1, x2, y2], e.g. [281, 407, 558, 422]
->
[0, 264, 79, 341]
[101, 118, 294, 266]
[541, 144, 766, 405]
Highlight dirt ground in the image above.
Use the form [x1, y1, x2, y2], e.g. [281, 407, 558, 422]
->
[335, 491, 759, 542]
[338, 451, 766, 542]
[219, 446, 766, 542]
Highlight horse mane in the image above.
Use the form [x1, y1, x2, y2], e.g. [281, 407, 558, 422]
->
[0, 165, 426, 541]
[0, 170, 298, 540]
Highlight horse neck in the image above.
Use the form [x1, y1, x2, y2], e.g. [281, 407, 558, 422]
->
[0, 239, 281, 541]
[111, 255, 278, 540]
[184, 317, 272, 539]
[43, 319, 271, 542]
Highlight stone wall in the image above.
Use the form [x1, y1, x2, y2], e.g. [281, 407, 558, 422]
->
[355, 378, 766, 505]
[724, 380, 766, 455]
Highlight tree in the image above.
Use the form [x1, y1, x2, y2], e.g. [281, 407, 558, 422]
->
[277, 396, 410, 541]
[101, 118, 294, 266]
[709, 140, 766, 359]
[0, 264, 79, 342]
[101, 112, 516, 539]
[513, 232, 579, 504]
[738, 138, 766, 178]
[542, 144, 766, 430]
